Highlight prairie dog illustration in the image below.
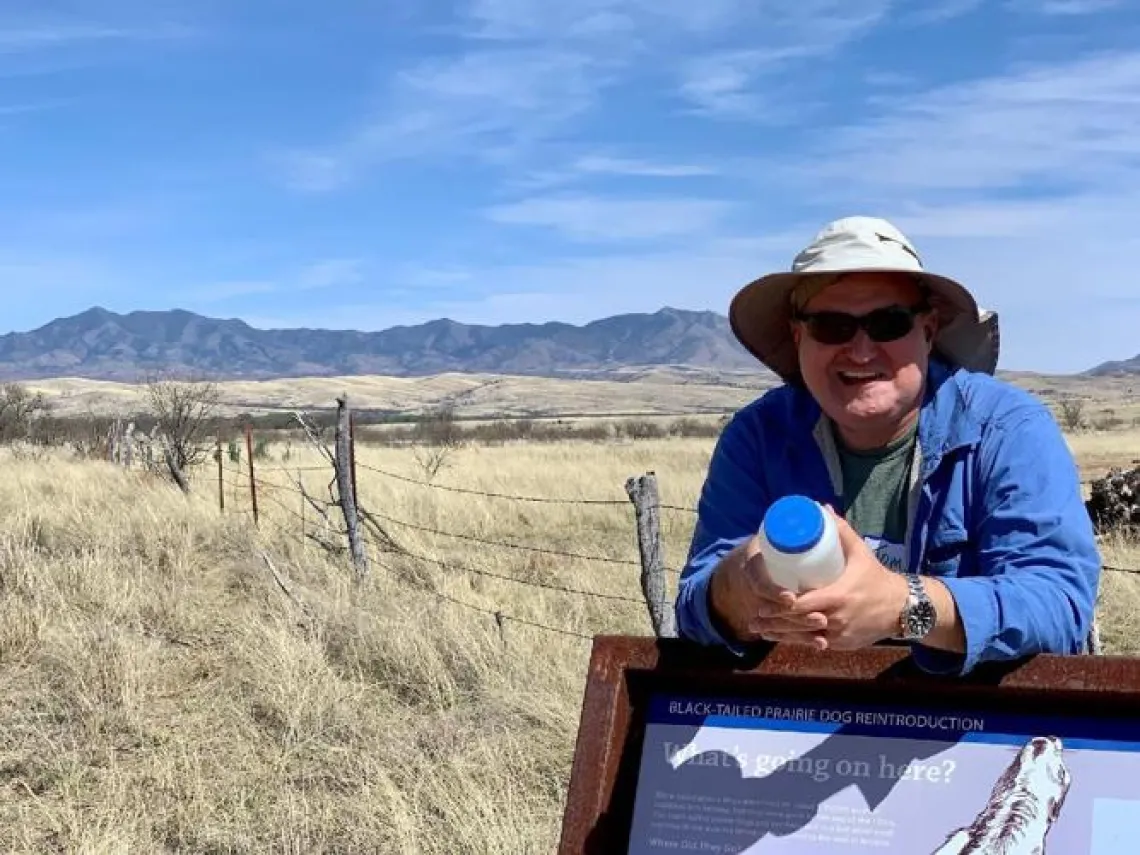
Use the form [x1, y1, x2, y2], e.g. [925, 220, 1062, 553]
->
[931, 736, 1071, 854]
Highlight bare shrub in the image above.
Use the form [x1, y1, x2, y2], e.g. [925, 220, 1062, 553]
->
[411, 404, 462, 480]
[1058, 397, 1085, 432]
[0, 382, 49, 444]
[143, 373, 222, 489]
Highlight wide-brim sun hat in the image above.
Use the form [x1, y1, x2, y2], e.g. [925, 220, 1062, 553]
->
[729, 216, 1000, 384]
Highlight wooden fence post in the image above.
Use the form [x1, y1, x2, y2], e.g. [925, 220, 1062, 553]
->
[216, 436, 225, 513]
[108, 418, 121, 464]
[625, 471, 676, 638]
[1087, 620, 1103, 656]
[123, 421, 134, 468]
[336, 395, 370, 580]
[245, 422, 258, 527]
[349, 410, 359, 508]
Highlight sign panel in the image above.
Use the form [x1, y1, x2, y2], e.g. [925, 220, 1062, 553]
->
[557, 637, 1140, 855]
[629, 691, 1140, 853]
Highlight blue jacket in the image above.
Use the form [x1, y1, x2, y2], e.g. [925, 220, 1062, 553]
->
[676, 358, 1102, 675]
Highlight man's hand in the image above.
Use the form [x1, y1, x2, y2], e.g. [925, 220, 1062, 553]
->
[785, 509, 909, 650]
[708, 537, 828, 646]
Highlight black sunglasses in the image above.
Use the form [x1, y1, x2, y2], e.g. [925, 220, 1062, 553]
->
[793, 303, 930, 345]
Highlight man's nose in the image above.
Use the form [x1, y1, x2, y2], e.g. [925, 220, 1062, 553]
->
[845, 329, 878, 361]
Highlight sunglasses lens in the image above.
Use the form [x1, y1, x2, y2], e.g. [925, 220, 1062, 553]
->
[805, 313, 857, 345]
[865, 307, 915, 342]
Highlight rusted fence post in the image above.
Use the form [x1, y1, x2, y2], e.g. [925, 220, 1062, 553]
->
[625, 471, 676, 638]
[336, 395, 370, 580]
[245, 422, 258, 527]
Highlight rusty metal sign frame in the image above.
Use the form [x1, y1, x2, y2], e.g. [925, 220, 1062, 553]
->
[557, 635, 1140, 854]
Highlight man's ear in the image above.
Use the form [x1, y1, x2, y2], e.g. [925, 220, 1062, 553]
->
[790, 321, 801, 346]
[921, 313, 937, 346]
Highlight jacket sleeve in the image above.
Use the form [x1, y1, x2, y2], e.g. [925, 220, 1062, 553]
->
[675, 407, 772, 647]
[912, 403, 1102, 676]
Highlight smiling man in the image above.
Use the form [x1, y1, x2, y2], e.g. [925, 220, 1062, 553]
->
[675, 216, 1102, 675]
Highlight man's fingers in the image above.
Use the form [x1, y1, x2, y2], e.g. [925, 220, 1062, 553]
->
[748, 611, 828, 635]
[788, 586, 846, 616]
[741, 553, 796, 605]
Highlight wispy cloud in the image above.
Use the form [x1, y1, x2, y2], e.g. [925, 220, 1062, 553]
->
[0, 17, 194, 54]
[510, 153, 719, 192]
[801, 50, 1140, 198]
[678, 49, 816, 118]
[0, 26, 126, 53]
[484, 194, 734, 242]
[673, 0, 893, 117]
[902, 0, 986, 24]
[184, 258, 370, 305]
[297, 258, 366, 290]
[570, 156, 716, 178]
[0, 100, 68, 115]
[185, 280, 276, 303]
[272, 47, 604, 191]
[1008, 0, 1127, 15]
[274, 0, 897, 190]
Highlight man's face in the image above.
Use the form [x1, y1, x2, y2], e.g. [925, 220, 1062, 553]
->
[793, 272, 937, 448]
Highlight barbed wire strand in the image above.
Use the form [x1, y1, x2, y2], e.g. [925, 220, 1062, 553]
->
[374, 539, 645, 605]
[369, 552, 594, 641]
[358, 505, 647, 568]
[354, 459, 695, 512]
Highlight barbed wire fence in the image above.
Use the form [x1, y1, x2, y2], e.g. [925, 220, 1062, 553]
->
[106, 394, 1140, 654]
[193, 395, 690, 644]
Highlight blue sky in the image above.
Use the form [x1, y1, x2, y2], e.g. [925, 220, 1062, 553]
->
[2, 0, 1139, 373]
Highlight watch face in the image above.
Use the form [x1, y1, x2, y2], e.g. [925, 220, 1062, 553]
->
[906, 598, 936, 638]
[903, 575, 936, 639]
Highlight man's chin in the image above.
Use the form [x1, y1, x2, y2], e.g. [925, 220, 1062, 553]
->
[830, 380, 892, 408]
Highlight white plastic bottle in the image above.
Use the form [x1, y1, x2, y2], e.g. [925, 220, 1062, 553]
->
[756, 495, 846, 592]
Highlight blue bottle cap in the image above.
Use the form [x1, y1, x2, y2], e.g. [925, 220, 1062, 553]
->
[763, 495, 824, 554]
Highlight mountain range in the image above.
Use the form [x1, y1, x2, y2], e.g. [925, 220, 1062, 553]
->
[0, 306, 1131, 382]
[0, 306, 761, 382]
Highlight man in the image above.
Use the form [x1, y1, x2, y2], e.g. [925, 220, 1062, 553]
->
[676, 216, 1102, 675]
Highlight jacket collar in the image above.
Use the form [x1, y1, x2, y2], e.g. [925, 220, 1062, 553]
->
[914, 357, 984, 477]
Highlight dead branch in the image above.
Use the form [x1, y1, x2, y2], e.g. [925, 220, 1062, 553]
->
[291, 472, 335, 527]
[358, 505, 405, 555]
[258, 549, 311, 613]
[292, 411, 335, 465]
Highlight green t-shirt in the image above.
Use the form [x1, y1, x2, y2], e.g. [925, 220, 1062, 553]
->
[835, 422, 917, 572]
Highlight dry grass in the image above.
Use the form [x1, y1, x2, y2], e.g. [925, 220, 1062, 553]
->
[27, 368, 770, 420]
[24, 365, 1140, 423]
[0, 431, 1137, 853]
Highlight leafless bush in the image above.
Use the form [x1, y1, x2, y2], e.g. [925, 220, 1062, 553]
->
[143, 373, 221, 486]
[411, 404, 462, 480]
[0, 382, 49, 444]
[1058, 397, 1085, 432]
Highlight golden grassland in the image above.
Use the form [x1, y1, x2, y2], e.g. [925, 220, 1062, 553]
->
[23, 365, 1140, 423]
[0, 429, 1138, 852]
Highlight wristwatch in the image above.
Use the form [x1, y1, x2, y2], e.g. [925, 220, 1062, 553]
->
[897, 573, 936, 641]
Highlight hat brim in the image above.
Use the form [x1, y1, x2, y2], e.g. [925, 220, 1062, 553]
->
[729, 268, 999, 383]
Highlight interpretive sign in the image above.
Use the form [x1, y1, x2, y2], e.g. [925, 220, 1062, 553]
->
[558, 636, 1140, 855]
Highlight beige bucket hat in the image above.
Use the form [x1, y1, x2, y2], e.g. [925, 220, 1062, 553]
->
[729, 216, 1000, 383]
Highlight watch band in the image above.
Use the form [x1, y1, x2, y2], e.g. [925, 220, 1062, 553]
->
[898, 573, 936, 641]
